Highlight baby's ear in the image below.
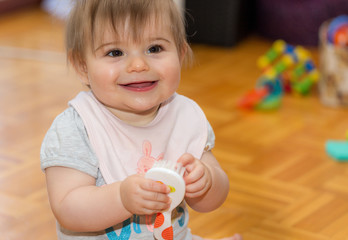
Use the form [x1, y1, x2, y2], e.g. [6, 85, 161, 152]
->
[179, 43, 187, 64]
[68, 53, 89, 86]
[179, 42, 193, 67]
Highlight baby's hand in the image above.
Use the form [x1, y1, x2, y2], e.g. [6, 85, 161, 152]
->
[120, 174, 171, 215]
[177, 153, 212, 199]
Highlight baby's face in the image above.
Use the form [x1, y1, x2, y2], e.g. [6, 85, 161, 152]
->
[80, 19, 183, 125]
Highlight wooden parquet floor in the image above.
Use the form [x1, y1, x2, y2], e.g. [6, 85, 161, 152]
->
[1, 7, 348, 240]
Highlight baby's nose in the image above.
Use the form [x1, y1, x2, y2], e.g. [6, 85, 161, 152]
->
[127, 55, 149, 73]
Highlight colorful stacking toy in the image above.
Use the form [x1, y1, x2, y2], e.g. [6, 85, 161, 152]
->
[238, 40, 320, 111]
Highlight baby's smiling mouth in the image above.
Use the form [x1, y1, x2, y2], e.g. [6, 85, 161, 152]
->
[120, 81, 158, 92]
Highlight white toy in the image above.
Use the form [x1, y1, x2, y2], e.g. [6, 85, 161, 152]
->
[145, 161, 186, 240]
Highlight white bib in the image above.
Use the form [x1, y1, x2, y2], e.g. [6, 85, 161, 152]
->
[69, 91, 208, 184]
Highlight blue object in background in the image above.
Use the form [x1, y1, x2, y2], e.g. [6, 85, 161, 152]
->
[326, 140, 348, 161]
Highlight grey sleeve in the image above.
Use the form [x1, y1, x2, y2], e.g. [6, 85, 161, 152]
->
[40, 107, 99, 178]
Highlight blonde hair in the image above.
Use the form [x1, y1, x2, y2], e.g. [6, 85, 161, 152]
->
[66, 0, 192, 68]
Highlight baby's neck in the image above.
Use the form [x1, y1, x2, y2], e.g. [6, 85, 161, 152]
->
[107, 104, 161, 127]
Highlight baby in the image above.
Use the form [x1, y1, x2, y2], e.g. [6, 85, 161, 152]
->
[40, 0, 242, 239]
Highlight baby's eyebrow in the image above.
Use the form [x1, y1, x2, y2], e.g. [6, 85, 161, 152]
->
[94, 42, 118, 52]
[94, 37, 172, 52]
[149, 37, 171, 43]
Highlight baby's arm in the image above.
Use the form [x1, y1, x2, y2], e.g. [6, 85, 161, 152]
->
[178, 151, 229, 212]
[45, 166, 171, 232]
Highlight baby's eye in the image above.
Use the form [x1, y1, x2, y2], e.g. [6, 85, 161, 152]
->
[107, 49, 123, 57]
[147, 45, 163, 54]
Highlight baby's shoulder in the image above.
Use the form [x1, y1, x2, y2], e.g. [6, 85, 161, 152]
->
[52, 107, 85, 130]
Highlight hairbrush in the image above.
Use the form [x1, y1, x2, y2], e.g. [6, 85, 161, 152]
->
[145, 161, 186, 240]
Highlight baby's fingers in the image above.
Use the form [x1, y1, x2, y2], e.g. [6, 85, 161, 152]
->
[143, 187, 171, 203]
[183, 164, 204, 184]
[177, 153, 195, 169]
[141, 180, 172, 213]
[143, 179, 171, 194]
[185, 178, 209, 198]
[141, 198, 172, 214]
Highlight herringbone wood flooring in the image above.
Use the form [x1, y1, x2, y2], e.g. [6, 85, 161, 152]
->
[1, 7, 348, 240]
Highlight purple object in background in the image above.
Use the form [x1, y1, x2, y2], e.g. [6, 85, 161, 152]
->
[256, 0, 348, 46]
[0, 0, 42, 14]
